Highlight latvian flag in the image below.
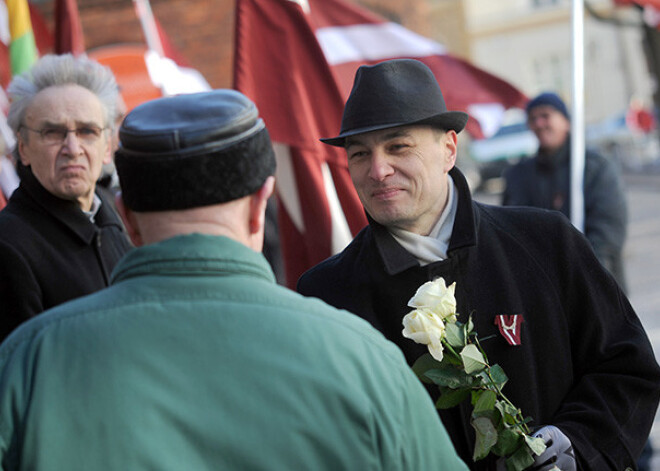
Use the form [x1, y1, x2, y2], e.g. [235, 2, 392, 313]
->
[234, 0, 527, 287]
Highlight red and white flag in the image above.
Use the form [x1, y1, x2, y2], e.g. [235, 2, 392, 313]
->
[54, 0, 85, 55]
[235, 0, 364, 288]
[234, 0, 527, 287]
[310, 0, 527, 138]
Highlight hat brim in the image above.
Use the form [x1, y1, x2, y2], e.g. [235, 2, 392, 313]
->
[320, 111, 469, 147]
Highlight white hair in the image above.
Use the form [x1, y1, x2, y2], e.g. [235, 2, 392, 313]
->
[7, 54, 119, 136]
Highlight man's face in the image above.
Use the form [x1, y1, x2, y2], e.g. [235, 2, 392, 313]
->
[527, 105, 570, 154]
[18, 84, 111, 210]
[345, 125, 457, 236]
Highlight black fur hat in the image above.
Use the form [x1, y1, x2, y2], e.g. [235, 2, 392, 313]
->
[115, 89, 276, 212]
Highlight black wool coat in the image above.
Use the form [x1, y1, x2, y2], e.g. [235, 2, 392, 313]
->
[298, 167, 660, 471]
[0, 169, 132, 341]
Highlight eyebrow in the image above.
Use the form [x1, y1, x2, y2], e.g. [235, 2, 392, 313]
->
[38, 120, 104, 128]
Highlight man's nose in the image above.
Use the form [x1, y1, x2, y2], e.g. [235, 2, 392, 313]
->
[368, 150, 394, 181]
[61, 131, 83, 154]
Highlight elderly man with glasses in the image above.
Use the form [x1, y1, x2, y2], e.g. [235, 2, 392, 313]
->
[0, 54, 132, 341]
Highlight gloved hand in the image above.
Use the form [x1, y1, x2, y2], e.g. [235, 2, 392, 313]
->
[495, 425, 576, 471]
[529, 425, 576, 471]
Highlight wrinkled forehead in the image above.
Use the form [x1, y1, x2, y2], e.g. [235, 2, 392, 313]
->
[24, 84, 106, 126]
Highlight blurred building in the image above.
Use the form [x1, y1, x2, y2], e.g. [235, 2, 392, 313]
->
[462, 0, 654, 125]
[29, 0, 655, 126]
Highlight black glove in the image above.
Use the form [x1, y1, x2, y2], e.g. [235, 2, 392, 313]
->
[529, 425, 576, 471]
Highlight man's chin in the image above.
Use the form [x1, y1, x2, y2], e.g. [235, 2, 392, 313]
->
[56, 183, 93, 204]
[367, 209, 405, 228]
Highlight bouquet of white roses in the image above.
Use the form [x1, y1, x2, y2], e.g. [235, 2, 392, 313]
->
[402, 277, 547, 471]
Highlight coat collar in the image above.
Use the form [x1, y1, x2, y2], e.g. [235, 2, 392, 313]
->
[370, 166, 477, 275]
[111, 234, 276, 285]
[16, 167, 123, 245]
[536, 135, 570, 171]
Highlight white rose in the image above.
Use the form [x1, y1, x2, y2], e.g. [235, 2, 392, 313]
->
[407, 277, 457, 321]
[402, 308, 446, 362]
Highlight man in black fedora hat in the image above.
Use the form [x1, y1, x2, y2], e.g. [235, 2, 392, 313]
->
[298, 59, 660, 470]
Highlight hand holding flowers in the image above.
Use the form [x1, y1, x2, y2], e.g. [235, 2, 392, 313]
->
[402, 277, 548, 471]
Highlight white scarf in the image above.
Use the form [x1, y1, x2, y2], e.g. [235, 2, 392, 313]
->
[389, 174, 457, 265]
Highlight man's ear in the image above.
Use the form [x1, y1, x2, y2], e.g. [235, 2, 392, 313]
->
[102, 135, 113, 165]
[115, 192, 143, 246]
[17, 134, 30, 167]
[443, 130, 458, 173]
[248, 176, 276, 236]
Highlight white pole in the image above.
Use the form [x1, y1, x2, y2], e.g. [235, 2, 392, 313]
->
[570, 0, 585, 232]
[132, 0, 169, 96]
[132, 0, 165, 57]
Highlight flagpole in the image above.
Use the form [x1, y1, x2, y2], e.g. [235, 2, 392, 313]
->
[132, 0, 167, 96]
[132, 0, 164, 57]
[570, 0, 585, 232]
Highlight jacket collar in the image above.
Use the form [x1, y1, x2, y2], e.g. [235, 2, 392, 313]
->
[536, 135, 570, 171]
[18, 167, 123, 245]
[111, 234, 276, 285]
[370, 166, 477, 275]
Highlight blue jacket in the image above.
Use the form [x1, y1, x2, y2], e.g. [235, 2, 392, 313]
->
[502, 139, 628, 289]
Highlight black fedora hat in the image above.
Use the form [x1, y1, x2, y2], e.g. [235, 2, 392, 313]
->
[321, 59, 468, 147]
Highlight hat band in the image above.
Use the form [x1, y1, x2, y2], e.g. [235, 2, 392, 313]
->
[116, 128, 276, 212]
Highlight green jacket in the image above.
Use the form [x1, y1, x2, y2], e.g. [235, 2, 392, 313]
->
[0, 234, 466, 471]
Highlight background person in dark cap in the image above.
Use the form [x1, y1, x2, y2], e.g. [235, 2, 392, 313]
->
[502, 91, 628, 291]
[297, 59, 660, 470]
[0, 89, 467, 471]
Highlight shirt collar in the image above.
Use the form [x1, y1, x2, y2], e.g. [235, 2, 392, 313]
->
[82, 194, 102, 223]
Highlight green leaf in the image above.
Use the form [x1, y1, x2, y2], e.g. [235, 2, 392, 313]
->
[471, 416, 498, 461]
[424, 367, 474, 389]
[488, 364, 508, 389]
[442, 349, 464, 366]
[495, 401, 522, 426]
[460, 344, 487, 374]
[445, 322, 465, 348]
[504, 442, 536, 471]
[524, 434, 547, 456]
[472, 389, 497, 414]
[411, 353, 441, 383]
[490, 428, 523, 457]
[435, 388, 471, 409]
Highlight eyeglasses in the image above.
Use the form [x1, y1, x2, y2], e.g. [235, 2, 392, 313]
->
[21, 125, 107, 145]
